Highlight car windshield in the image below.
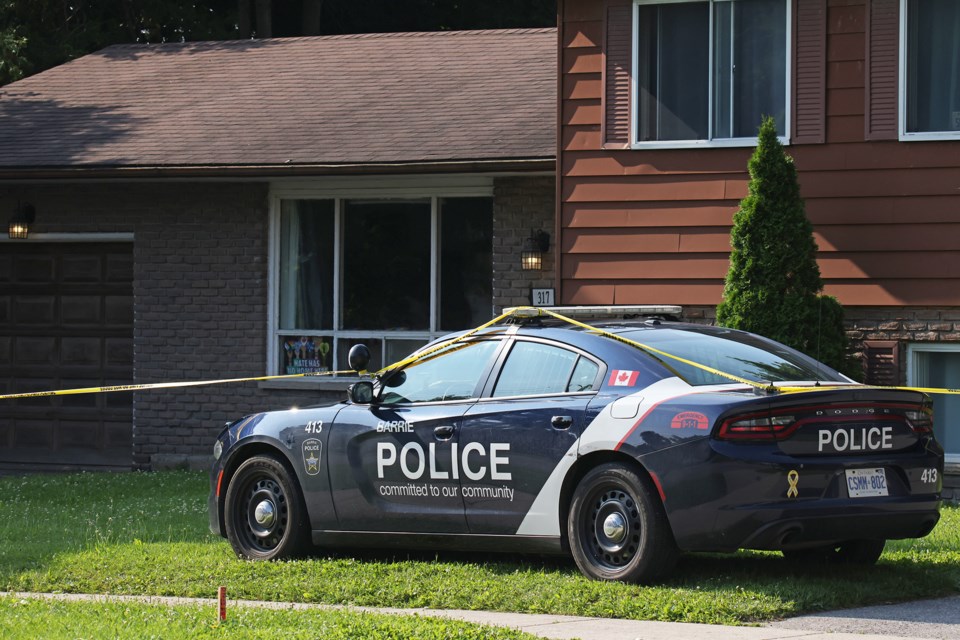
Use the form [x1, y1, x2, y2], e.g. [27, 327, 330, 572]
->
[618, 327, 846, 386]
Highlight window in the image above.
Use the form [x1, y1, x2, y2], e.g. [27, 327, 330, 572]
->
[493, 341, 601, 397]
[633, 0, 789, 147]
[273, 194, 493, 376]
[907, 344, 960, 461]
[902, 0, 960, 139]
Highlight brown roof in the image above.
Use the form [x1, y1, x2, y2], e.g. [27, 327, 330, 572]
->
[0, 28, 556, 177]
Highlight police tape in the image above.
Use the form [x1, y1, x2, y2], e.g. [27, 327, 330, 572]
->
[0, 308, 518, 401]
[0, 370, 362, 400]
[2, 305, 960, 400]
[521, 306, 960, 398]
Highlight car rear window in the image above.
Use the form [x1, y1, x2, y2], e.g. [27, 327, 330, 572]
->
[618, 327, 846, 385]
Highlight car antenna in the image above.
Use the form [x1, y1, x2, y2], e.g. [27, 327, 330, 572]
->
[814, 296, 822, 385]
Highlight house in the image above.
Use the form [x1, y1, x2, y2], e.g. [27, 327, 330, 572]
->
[2, 2, 957, 499]
[0, 29, 557, 470]
[556, 0, 959, 495]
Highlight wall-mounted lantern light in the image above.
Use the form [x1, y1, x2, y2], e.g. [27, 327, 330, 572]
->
[521, 229, 550, 271]
[8, 203, 36, 239]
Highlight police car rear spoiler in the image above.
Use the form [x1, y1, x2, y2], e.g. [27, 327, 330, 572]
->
[504, 305, 683, 321]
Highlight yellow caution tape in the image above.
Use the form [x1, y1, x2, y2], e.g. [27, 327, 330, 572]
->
[0, 370, 361, 400]
[2, 305, 958, 400]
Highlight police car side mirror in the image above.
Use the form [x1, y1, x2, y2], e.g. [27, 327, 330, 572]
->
[348, 381, 375, 405]
[348, 344, 371, 372]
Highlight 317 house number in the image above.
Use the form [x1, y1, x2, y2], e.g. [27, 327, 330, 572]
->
[532, 288, 555, 306]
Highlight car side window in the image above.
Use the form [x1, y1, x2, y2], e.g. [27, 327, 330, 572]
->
[493, 341, 593, 397]
[568, 356, 600, 392]
[379, 340, 500, 404]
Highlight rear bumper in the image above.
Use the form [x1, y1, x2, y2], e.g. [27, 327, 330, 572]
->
[732, 497, 941, 551]
[652, 438, 943, 552]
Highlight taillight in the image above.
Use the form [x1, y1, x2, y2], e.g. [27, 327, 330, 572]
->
[904, 409, 933, 434]
[717, 413, 798, 441]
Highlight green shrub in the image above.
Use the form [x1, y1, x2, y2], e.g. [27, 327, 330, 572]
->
[716, 117, 854, 377]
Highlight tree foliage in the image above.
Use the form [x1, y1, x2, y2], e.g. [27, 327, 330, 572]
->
[0, 0, 556, 86]
[716, 116, 854, 377]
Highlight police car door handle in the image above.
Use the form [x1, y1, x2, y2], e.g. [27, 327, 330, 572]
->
[551, 415, 573, 429]
[434, 425, 455, 440]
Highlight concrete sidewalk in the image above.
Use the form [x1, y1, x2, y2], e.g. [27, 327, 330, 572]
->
[3, 591, 957, 640]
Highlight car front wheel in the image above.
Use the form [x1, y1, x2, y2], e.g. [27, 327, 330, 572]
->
[568, 463, 678, 583]
[224, 454, 309, 560]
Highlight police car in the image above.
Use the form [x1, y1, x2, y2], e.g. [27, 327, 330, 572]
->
[208, 306, 944, 583]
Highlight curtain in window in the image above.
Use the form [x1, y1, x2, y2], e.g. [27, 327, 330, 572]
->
[279, 200, 334, 330]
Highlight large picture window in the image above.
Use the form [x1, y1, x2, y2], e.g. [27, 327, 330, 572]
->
[634, 0, 788, 146]
[273, 195, 493, 376]
[902, 0, 960, 138]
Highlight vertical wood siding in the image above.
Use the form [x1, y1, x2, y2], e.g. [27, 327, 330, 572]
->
[560, 0, 960, 308]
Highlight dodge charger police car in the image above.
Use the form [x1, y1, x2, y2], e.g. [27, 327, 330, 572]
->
[209, 306, 944, 583]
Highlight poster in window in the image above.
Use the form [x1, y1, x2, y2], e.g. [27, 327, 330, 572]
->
[282, 336, 331, 374]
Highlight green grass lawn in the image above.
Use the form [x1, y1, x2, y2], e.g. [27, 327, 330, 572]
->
[0, 596, 536, 640]
[0, 471, 957, 625]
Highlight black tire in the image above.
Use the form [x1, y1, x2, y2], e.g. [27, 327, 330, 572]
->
[224, 454, 310, 560]
[782, 539, 885, 565]
[568, 463, 678, 583]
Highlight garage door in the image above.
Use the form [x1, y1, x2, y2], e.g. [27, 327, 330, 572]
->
[0, 242, 133, 469]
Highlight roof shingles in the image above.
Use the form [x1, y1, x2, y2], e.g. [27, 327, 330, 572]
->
[0, 29, 556, 173]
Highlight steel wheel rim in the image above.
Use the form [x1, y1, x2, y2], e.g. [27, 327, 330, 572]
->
[582, 484, 642, 569]
[236, 473, 289, 553]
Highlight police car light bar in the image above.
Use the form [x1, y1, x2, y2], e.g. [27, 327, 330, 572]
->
[505, 305, 683, 319]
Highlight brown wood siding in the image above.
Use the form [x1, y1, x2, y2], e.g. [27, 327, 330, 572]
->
[865, 0, 899, 140]
[602, 0, 633, 147]
[559, 0, 960, 309]
[794, 0, 827, 143]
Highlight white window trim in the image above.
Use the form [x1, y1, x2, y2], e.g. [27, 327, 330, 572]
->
[898, 0, 960, 142]
[630, 0, 792, 149]
[905, 342, 960, 464]
[266, 176, 494, 377]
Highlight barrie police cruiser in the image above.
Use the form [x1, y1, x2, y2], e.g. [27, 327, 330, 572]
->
[209, 306, 944, 583]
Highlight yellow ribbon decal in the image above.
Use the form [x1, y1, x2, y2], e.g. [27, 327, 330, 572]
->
[786, 470, 800, 498]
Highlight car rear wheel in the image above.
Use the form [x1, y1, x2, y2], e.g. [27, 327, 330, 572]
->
[224, 454, 310, 560]
[568, 463, 677, 583]
[782, 539, 885, 565]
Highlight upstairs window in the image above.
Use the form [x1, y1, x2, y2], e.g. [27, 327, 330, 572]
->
[902, 0, 960, 139]
[634, 0, 789, 147]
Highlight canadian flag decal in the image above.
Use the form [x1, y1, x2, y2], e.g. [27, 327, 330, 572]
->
[608, 370, 639, 387]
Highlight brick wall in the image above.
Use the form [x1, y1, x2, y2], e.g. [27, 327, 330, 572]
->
[492, 176, 557, 311]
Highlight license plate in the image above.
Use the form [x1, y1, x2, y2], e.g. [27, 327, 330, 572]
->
[845, 468, 888, 497]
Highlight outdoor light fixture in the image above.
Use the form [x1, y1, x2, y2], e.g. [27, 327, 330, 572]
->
[8, 202, 36, 239]
[521, 229, 550, 271]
